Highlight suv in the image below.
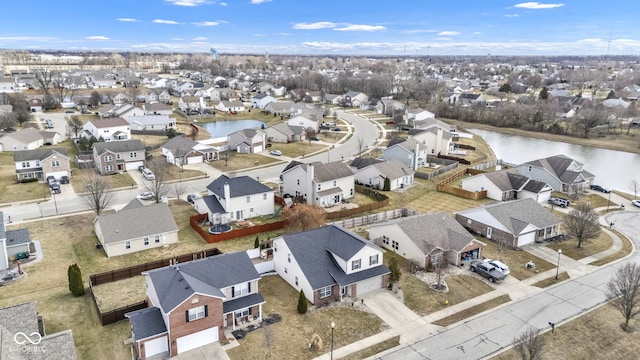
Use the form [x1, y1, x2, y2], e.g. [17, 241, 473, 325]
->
[60, 175, 70, 184]
[50, 183, 61, 194]
[548, 197, 570, 208]
[46, 176, 58, 187]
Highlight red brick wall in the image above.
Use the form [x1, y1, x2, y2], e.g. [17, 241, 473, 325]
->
[168, 295, 224, 356]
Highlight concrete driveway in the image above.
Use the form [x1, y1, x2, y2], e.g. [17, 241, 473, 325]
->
[172, 342, 230, 360]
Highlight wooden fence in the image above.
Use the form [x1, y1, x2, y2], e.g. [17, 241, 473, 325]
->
[437, 153, 471, 165]
[190, 213, 289, 243]
[330, 208, 419, 228]
[436, 168, 487, 200]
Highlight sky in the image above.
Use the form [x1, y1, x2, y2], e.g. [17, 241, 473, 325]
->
[1, 0, 639, 56]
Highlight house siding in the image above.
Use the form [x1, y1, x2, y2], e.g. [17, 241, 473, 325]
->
[272, 238, 315, 303]
[454, 214, 518, 248]
[100, 231, 179, 258]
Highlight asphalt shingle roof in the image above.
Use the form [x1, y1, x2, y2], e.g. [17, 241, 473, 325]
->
[96, 203, 178, 245]
[206, 175, 272, 199]
[93, 139, 145, 155]
[522, 154, 595, 185]
[6, 229, 30, 247]
[124, 307, 167, 342]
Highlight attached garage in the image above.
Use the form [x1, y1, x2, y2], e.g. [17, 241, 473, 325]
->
[126, 160, 144, 171]
[356, 276, 383, 296]
[253, 145, 263, 153]
[143, 336, 168, 358]
[518, 232, 536, 247]
[186, 154, 203, 164]
[176, 327, 219, 354]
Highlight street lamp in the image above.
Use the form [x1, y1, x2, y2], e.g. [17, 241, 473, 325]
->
[606, 191, 612, 213]
[555, 249, 562, 279]
[330, 321, 335, 360]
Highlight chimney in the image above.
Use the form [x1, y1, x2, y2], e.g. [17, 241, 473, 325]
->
[414, 141, 420, 171]
[223, 182, 231, 201]
[307, 163, 315, 203]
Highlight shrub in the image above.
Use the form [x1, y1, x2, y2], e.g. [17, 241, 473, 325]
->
[20, 178, 38, 183]
[297, 290, 308, 314]
[68, 263, 85, 296]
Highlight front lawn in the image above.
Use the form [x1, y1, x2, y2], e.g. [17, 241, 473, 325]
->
[480, 240, 556, 280]
[71, 168, 135, 192]
[209, 153, 283, 172]
[268, 142, 327, 158]
[546, 230, 613, 260]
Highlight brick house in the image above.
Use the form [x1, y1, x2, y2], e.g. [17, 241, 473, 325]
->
[13, 147, 71, 182]
[92, 139, 146, 174]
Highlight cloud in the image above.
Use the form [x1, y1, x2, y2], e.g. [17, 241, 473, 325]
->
[505, 14, 520, 17]
[193, 21, 222, 26]
[251, 0, 271, 3]
[404, 29, 438, 34]
[171, 38, 184, 41]
[438, 31, 460, 36]
[513, 2, 564, 9]
[116, 18, 139, 22]
[293, 22, 337, 30]
[86, 36, 110, 40]
[434, 37, 453, 41]
[153, 19, 180, 25]
[193, 36, 208, 41]
[334, 24, 386, 32]
[473, 32, 484, 35]
[219, 2, 227, 5]
[165, 0, 210, 6]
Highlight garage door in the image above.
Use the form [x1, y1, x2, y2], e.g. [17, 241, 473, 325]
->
[356, 276, 382, 296]
[144, 336, 168, 358]
[176, 327, 218, 354]
[254, 145, 263, 153]
[187, 155, 203, 164]
[126, 161, 144, 171]
[518, 232, 536, 246]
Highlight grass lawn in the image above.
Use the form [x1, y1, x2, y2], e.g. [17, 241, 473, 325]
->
[491, 303, 640, 360]
[71, 168, 135, 192]
[342, 336, 400, 360]
[590, 229, 633, 266]
[546, 230, 613, 260]
[433, 294, 511, 327]
[0, 201, 213, 360]
[226, 276, 384, 360]
[92, 276, 146, 312]
[269, 142, 327, 158]
[0, 153, 51, 203]
[316, 131, 341, 144]
[209, 153, 283, 172]
[530, 271, 571, 288]
[481, 240, 556, 280]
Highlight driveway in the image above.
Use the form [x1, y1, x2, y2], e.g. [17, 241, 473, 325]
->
[172, 342, 230, 360]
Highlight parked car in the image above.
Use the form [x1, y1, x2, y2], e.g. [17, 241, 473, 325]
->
[4, 127, 16, 132]
[331, 127, 341, 132]
[309, 136, 319, 141]
[138, 165, 145, 172]
[50, 183, 61, 194]
[45, 119, 54, 128]
[323, 121, 336, 126]
[46, 176, 59, 188]
[229, 111, 237, 115]
[469, 261, 506, 283]
[548, 197, 570, 208]
[632, 200, 640, 208]
[590, 184, 611, 193]
[136, 191, 154, 200]
[385, 121, 395, 125]
[141, 168, 155, 180]
[265, 143, 272, 148]
[483, 259, 510, 276]
[186, 193, 198, 204]
[64, 110, 74, 114]
[60, 175, 70, 184]
[270, 150, 282, 156]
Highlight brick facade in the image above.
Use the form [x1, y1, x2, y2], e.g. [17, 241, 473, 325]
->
[167, 295, 224, 356]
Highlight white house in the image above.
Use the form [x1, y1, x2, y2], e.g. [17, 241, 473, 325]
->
[252, 94, 277, 109]
[287, 113, 321, 133]
[352, 159, 414, 191]
[405, 108, 435, 123]
[410, 127, 453, 156]
[381, 138, 428, 170]
[178, 96, 205, 112]
[281, 161, 355, 207]
[515, 154, 595, 193]
[461, 169, 553, 203]
[215, 100, 245, 113]
[126, 115, 176, 131]
[82, 117, 131, 141]
[227, 128, 266, 154]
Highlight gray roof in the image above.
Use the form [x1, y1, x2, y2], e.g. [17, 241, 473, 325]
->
[3, 127, 45, 144]
[96, 203, 178, 245]
[162, 135, 198, 154]
[93, 139, 145, 155]
[201, 195, 226, 214]
[125, 307, 167, 342]
[230, 128, 262, 139]
[206, 175, 273, 199]
[522, 154, 595, 185]
[372, 212, 477, 255]
[223, 292, 265, 314]
[13, 147, 69, 162]
[364, 159, 414, 180]
[89, 117, 129, 128]
[147, 251, 261, 313]
[6, 229, 30, 247]
[483, 169, 530, 192]
[458, 198, 562, 235]
[282, 225, 389, 290]
[127, 115, 173, 126]
[396, 138, 427, 153]
[349, 157, 383, 170]
[309, 161, 354, 182]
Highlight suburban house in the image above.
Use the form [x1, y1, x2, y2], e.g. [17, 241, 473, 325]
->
[107, 103, 145, 120]
[0, 127, 47, 151]
[410, 127, 453, 156]
[454, 198, 562, 248]
[382, 138, 428, 170]
[82, 117, 131, 142]
[113, 92, 134, 105]
[92, 139, 146, 174]
[126, 115, 176, 131]
[287, 112, 322, 132]
[264, 123, 306, 143]
[0, 211, 32, 271]
[273, 225, 389, 305]
[13, 147, 71, 182]
[515, 154, 595, 193]
[178, 96, 205, 113]
[161, 136, 218, 164]
[412, 117, 457, 133]
[368, 212, 486, 268]
[281, 161, 355, 207]
[227, 128, 266, 154]
[0, 302, 77, 359]
[252, 93, 277, 109]
[215, 100, 245, 113]
[375, 99, 405, 115]
[461, 169, 553, 203]
[343, 91, 369, 107]
[194, 174, 275, 223]
[142, 102, 173, 116]
[94, 200, 178, 258]
[125, 251, 265, 358]
[405, 108, 435, 124]
[27, 97, 43, 112]
[210, 88, 239, 102]
[352, 159, 414, 191]
[265, 101, 295, 116]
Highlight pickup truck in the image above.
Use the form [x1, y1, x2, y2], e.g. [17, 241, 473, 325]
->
[469, 261, 506, 283]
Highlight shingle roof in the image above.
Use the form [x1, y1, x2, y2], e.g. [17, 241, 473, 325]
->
[365, 159, 414, 180]
[93, 139, 145, 155]
[201, 195, 226, 214]
[146, 251, 261, 313]
[522, 154, 594, 185]
[310, 161, 354, 182]
[349, 157, 382, 170]
[162, 135, 198, 154]
[223, 293, 265, 314]
[6, 229, 30, 247]
[206, 175, 272, 199]
[3, 127, 44, 144]
[13, 147, 68, 162]
[124, 307, 168, 342]
[88, 117, 129, 128]
[282, 225, 388, 290]
[96, 203, 178, 245]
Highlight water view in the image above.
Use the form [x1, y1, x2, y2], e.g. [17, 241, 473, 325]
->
[199, 119, 266, 139]
[469, 128, 640, 192]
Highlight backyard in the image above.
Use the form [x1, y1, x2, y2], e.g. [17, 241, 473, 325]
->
[209, 153, 284, 172]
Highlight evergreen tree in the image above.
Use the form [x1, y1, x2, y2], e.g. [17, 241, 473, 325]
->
[538, 87, 549, 100]
[606, 90, 616, 99]
[388, 257, 401, 284]
[254, 235, 260, 249]
[297, 290, 308, 314]
[383, 177, 391, 191]
[68, 264, 85, 296]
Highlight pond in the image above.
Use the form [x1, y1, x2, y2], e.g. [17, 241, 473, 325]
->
[198, 119, 266, 139]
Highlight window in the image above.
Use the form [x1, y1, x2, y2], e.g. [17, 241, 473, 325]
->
[317, 183, 321, 191]
[250, 208, 254, 212]
[51, 160, 60, 167]
[319, 286, 332, 299]
[263, 193, 267, 200]
[295, 276, 299, 286]
[125, 241, 131, 250]
[370, 254, 379, 265]
[287, 253, 291, 263]
[116, 153, 121, 160]
[104, 155, 112, 162]
[467, 219, 472, 227]
[350, 188, 353, 196]
[105, 165, 113, 172]
[391, 240, 399, 250]
[333, 180, 337, 186]
[187, 305, 206, 322]
[155, 235, 160, 243]
[352, 259, 361, 270]
[144, 237, 149, 246]
[21, 162, 30, 168]
[382, 235, 389, 245]
[130, 152, 137, 158]
[284, 267, 288, 273]
[234, 308, 250, 318]
[246, 196, 251, 203]
[234, 282, 249, 297]
[297, 179, 300, 185]
[528, 166, 532, 172]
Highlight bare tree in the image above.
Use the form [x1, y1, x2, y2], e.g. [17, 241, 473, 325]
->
[66, 116, 84, 139]
[607, 263, 640, 332]
[220, 149, 234, 166]
[356, 136, 366, 155]
[82, 172, 114, 215]
[564, 203, 601, 248]
[284, 203, 326, 232]
[513, 326, 545, 360]
[146, 158, 171, 203]
[173, 182, 187, 200]
[629, 180, 639, 200]
[306, 127, 317, 144]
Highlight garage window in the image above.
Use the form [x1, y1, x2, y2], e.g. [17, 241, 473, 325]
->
[186, 305, 208, 322]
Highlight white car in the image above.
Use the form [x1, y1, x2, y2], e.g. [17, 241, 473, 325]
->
[136, 192, 154, 200]
[270, 150, 282, 156]
[141, 168, 155, 180]
[632, 200, 640, 208]
[483, 259, 510, 276]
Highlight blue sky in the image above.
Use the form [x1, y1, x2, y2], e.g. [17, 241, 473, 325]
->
[1, 0, 638, 55]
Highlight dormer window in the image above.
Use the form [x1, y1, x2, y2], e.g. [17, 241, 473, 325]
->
[352, 259, 361, 270]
